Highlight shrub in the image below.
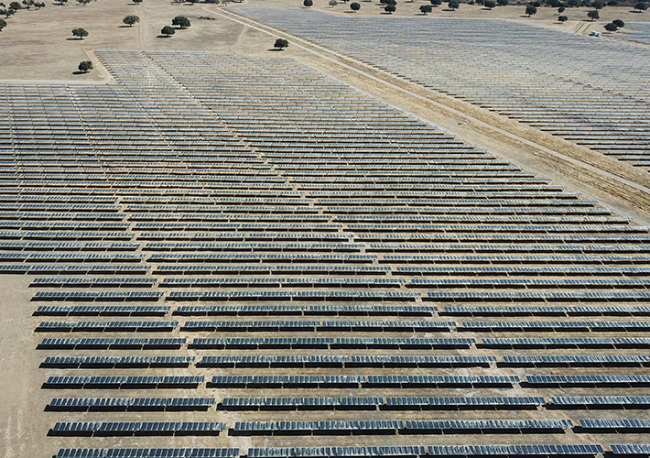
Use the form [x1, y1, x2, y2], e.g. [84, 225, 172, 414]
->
[78, 60, 93, 73]
[123, 15, 140, 26]
[71, 27, 88, 39]
[172, 15, 190, 28]
[274, 38, 289, 49]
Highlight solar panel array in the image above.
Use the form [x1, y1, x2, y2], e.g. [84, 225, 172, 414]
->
[2, 50, 650, 457]
[231, 9, 650, 172]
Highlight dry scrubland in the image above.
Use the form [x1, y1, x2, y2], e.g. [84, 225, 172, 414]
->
[0, 0, 649, 81]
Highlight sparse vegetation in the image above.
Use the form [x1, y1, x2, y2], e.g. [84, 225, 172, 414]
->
[525, 4, 536, 15]
[420, 3, 432, 12]
[161, 25, 175, 36]
[274, 38, 289, 50]
[78, 60, 93, 73]
[587, 9, 599, 19]
[172, 16, 190, 28]
[123, 15, 140, 26]
[558, 14, 568, 21]
[71, 27, 89, 39]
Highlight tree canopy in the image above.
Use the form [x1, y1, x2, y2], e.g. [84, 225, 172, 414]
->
[497, 0, 509, 6]
[484, 1, 495, 8]
[274, 38, 289, 49]
[172, 15, 190, 28]
[525, 4, 537, 15]
[448, 0, 459, 9]
[420, 3, 432, 12]
[123, 15, 140, 26]
[613, 18, 624, 27]
[0, 18, 6, 30]
[635, 1, 647, 10]
[329, 0, 337, 6]
[384, 3, 395, 11]
[303, 0, 313, 6]
[604, 22, 617, 31]
[558, 14, 568, 21]
[350, 1, 360, 10]
[71, 27, 88, 39]
[587, 9, 599, 19]
[591, 0, 604, 9]
[161, 25, 175, 36]
[78, 60, 93, 73]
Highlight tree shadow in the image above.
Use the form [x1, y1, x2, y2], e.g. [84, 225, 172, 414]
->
[72, 71, 87, 75]
[630, 9, 643, 12]
[157, 34, 173, 38]
[66, 37, 83, 40]
[118, 25, 133, 27]
[482, 7, 493, 9]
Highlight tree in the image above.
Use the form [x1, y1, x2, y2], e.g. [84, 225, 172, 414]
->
[0, 8, 14, 16]
[635, 1, 647, 11]
[613, 18, 624, 27]
[420, 3, 432, 12]
[172, 16, 190, 28]
[161, 25, 175, 36]
[78, 60, 93, 73]
[606, 0, 617, 5]
[448, 0, 459, 9]
[329, 0, 337, 5]
[604, 21, 617, 31]
[274, 38, 289, 49]
[558, 14, 568, 20]
[56, 0, 67, 4]
[76, 0, 94, 5]
[350, 1, 360, 10]
[123, 15, 140, 26]
[525, 4, 536, 15]
[9, 1, 20, 9]
[133, 0, 143, 3]
[497, 0, 509, 5]
[303, 0, 312, 6]
[430, 0, 442, 5]
[71, 27, 88, 39]
[591, 0, 604, 8]
[384, 3, 395, 11]
[484, 1, 495, 7]
[0, 18, 6, 30]
[558, 5, 565, 11]
[587, 9, 599, 19]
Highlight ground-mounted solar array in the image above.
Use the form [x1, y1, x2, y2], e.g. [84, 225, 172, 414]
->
[3, 50, 650, 457]
[229, 9, 650, 172]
